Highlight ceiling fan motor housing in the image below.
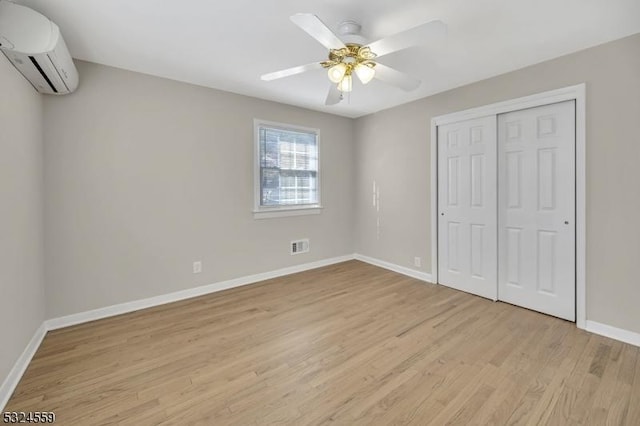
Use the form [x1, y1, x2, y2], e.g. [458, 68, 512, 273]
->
[337, 20, 367, 45]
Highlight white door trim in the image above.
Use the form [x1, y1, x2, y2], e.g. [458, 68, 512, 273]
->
[430, 83, 586, 329]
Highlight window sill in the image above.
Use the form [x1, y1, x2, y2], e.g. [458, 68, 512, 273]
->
[253, 205, 323, 220]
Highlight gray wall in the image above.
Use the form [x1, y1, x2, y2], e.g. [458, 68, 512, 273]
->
[10, 32, 639, 338]
[354, 33, 640, 333]
[0, 56, 45, 382]
[44, 61, 355, 318]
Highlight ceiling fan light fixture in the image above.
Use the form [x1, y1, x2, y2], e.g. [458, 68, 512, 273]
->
[328, 63, 347, 83]
[262, 14, 440, 105]
[355, 63, 375, 84]
[337, 74, 352, 92]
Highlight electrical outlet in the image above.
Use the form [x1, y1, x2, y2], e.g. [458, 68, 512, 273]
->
[193, 261, 202, 274]
[414, 257, 421, 268]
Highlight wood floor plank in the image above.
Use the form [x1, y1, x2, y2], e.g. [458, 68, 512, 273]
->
[5, 260, 639, 425]
[626, 348, 640, 426]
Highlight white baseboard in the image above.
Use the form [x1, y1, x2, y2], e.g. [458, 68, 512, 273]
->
[5, 254, 638, 412]
[0, 323, 47, 411]
[354, 253, 433, 283]
[47, 253, 434, 332]
[46, 254, 355, 331]
[585, 320, 640, 348]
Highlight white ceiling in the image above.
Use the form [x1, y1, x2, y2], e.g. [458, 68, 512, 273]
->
[18, 0, 640, 118]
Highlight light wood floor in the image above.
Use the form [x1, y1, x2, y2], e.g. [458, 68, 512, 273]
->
[6, 260, 640, 425]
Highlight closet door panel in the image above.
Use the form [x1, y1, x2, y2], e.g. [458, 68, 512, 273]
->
[438, 116, 497, 300]
[497, 101, 576, 321]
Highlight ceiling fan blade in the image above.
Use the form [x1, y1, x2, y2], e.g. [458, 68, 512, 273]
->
[261, 62, 323, 81]
[290, 13, 346, 51]
[325, 84, 342, 105]
[367, 20, 446, 57]
[374, 63, 421, 91]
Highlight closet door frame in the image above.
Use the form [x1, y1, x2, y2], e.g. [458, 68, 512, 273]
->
[430, 84, 586, 329]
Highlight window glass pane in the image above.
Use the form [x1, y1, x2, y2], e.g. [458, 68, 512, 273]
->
[259, 125, 318, 207]
[261, 168, 280, 206]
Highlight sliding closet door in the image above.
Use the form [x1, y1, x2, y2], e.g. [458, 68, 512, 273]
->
[438, 116, 497, 300]
[497, 101, 575, 321]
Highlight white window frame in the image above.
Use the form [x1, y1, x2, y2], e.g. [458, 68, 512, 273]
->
[253, 119, 322, 219]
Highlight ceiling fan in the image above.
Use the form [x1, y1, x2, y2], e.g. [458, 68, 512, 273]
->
[261, 14, 446, 105]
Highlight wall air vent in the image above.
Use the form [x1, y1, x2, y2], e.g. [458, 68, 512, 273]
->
[291, 239, 310, 255]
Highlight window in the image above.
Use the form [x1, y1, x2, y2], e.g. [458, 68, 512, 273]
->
[254, 120, 321, 219]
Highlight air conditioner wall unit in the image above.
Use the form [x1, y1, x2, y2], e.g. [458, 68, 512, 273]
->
[0, 0, 79, 94]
